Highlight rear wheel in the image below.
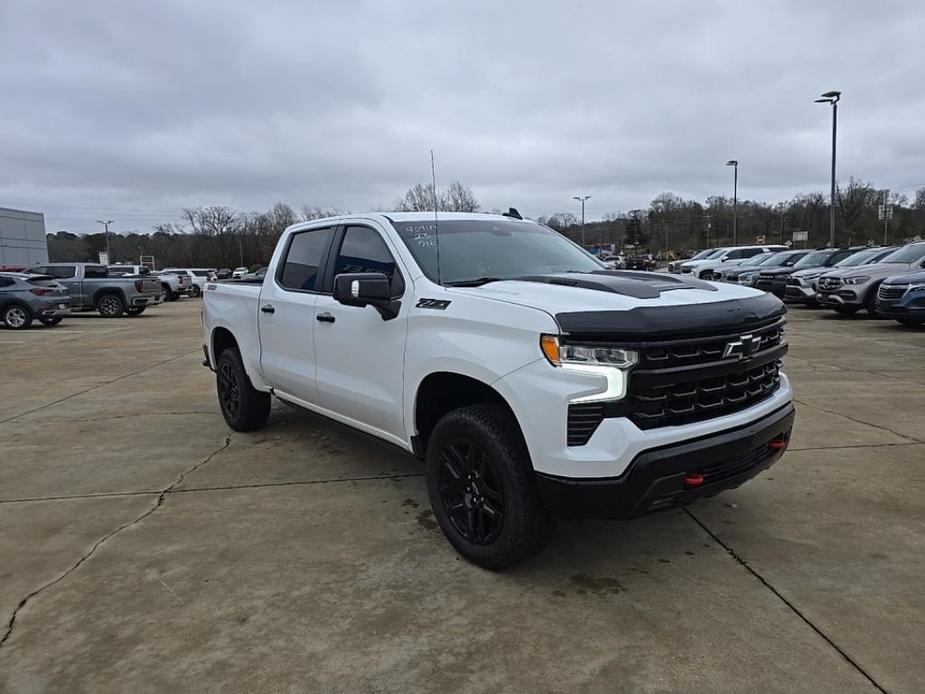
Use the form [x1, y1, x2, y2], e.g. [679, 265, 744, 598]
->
[39, 316, 63, 326]
[125, 307, 146, 316]
[97, 293, 125, 317]
[216, 348, 270, 431]
[426, 404, 555, 570]
[189, 285, 202, 298]
[2, 304, 33, 330]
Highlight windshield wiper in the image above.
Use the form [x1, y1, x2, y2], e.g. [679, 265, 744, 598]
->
[444, 276, 507, 287]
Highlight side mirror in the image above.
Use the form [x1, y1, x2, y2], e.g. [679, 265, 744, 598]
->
[721, 257, 729, 262]
[333, 272, 400, 320]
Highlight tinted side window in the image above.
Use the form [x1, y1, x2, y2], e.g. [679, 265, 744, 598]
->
[740, 248, 765, 259]
[30, 266, 48, 275]
[827, 250, 854, 265]
[279, 227, 333, 291]
[334, 226, 403, 296]
[0, 278, 14, 288]
[53, 266, 77, 279]
[724, 249, 746, 260]
[84, 266, 108, 279]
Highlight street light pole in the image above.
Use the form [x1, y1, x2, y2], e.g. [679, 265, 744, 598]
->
[96, 219, 114, 261]
[573, 195, 590, 247]
[815, 90, 841, 248]
[725, 160, 738, 244]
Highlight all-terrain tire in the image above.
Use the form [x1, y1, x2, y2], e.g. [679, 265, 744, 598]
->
[97, 293, 125, 317]
[426, 403, 555, 570]
[216, 348, 271, 432]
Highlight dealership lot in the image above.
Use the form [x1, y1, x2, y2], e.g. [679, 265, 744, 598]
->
[1, 301, 923, 692]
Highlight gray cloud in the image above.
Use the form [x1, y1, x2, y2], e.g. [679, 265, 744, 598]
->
[2, 0, 923, 231]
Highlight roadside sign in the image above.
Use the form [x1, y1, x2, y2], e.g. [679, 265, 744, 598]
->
[98, 251, 109, 265]
[792, 231, 808, 242]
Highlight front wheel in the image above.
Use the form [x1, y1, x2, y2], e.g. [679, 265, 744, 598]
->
[189, 285, 202, 298]
[426, 404, 555, 570]
[2, 304, 33, 330]
[39, 316, 63, 326]
[216, 348, 270, 431]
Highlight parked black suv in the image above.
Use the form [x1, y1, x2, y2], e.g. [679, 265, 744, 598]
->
[755, 247, 864, 298]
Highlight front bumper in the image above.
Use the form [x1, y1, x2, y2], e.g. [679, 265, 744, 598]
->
[816, 289, 863, 308]
[875, 292, 925, 319]
[536, 403, 795, 519]
[784, 284, 817, 303]
[755, 278, 787, 297]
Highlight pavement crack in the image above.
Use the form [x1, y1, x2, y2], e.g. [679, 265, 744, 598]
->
[7, 410, 218, 425]
[0, 349, 201, 425]
[0, 435, 231, 650]
[793, 398, 920, 444]
[683, 508, 888, 694]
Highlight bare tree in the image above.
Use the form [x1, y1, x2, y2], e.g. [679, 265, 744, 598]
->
[443, 181, 479, 212]
[397, 183, 444, 211]
[300, 204, 343, 221]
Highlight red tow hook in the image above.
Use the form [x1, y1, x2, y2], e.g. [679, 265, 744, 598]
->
[684, 472, 704, 487]
[768, 436, 789, 451]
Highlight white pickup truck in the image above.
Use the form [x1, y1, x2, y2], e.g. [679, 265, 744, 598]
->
[202, 212, 794, 568]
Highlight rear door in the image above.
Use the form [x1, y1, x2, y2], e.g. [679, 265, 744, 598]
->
[50, 266, 82, 305]
[257, 225, 335, 402]
[312, 224, 409, 440]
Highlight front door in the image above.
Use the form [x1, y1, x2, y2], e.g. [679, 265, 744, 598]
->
[313, 224, 409, 441]
[257, 226, 335, 403]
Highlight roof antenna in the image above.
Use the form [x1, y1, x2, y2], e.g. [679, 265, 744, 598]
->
[431, 149, 442, 285]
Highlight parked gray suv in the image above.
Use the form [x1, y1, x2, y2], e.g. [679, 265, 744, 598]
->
[0, 272, 71, 329]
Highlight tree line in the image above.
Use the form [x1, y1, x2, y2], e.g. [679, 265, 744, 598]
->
[47, 180, 925, 267]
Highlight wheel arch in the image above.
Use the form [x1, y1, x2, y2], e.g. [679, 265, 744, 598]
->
[412, 371, 523, 459]
[92, 287, 128, 306]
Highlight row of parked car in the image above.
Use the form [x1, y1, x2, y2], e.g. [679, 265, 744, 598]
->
[0, 263, 217, 330]
[669, 242, 925, 327]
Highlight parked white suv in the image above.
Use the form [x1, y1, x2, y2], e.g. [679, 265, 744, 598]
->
[681, 245, 787, 280]
[202, 212, 794, 568]
[161, 268, 217, 298]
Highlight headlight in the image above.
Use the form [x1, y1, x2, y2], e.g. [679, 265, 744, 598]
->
[540, 335, 638, 402]
[906, 284, 925, 292]
[843, 276, 870, 285]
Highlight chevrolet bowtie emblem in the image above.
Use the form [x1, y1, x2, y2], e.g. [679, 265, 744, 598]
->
[723, 334, 762, 360]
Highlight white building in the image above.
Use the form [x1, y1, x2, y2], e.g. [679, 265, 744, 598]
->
[0, 207, 48, 268]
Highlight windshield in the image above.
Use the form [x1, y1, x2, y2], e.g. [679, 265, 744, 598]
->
[834, 248, 879, 267]
[688, 249, 715, 261]
[762, 251, 807, 267]
[390, 218, 603, 284]
[881, 244, 925, 264]
[740, 253, 775, 268]
[792, 250, 831, 268]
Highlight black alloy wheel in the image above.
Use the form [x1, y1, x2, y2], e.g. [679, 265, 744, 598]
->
[218, 358, 241, 421]
[437, 438, 505, 545]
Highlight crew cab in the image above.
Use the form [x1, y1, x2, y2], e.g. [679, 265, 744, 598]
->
[816, 242, 925, 315]
[202, 212, 794, 568]
[27, 263, 162, 317]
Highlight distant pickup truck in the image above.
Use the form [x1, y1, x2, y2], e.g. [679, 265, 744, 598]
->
[27, 263, 162, 317]
[202, 211, 794, 569]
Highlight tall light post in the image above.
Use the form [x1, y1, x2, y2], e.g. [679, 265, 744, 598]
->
[725, 160, 738, 244]
[96, 219, 114, 262]
[573, 195, 591, 247]
[814, 90, 841, 248]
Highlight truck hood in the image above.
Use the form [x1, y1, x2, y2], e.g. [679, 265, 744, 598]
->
[449, 271, 785, 340]
[826, 262, 913, 280]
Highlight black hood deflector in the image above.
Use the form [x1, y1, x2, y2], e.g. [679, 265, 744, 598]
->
[556, 292, 786, 341]
[516, 270, 718, 299]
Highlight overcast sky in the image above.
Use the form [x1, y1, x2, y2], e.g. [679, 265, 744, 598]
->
[2, 0, 924, 232]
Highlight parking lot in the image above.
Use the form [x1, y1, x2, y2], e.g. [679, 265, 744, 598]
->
[1, 299, 922, 693]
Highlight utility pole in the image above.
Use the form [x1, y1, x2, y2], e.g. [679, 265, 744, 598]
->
[573, 195, 591, 247]
[726, 160, 738, 244]
[815, 90, 841, 248]
[879, 189, 893, 245]
[96, 219, 114, 262]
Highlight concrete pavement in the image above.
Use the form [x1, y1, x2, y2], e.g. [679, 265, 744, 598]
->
[1, 301, 922, 693]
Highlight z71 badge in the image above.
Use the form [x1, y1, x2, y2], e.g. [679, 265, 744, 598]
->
[416, 298, 451, 310]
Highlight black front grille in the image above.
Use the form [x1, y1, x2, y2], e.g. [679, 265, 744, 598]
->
[878, 285, 908, 300]
[818, 277, 841, 291]
[786, 278, 800, 286]
[627, 360, 781, 430]
[567, 403, 605, 446]
[639, 320, 784, 370]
